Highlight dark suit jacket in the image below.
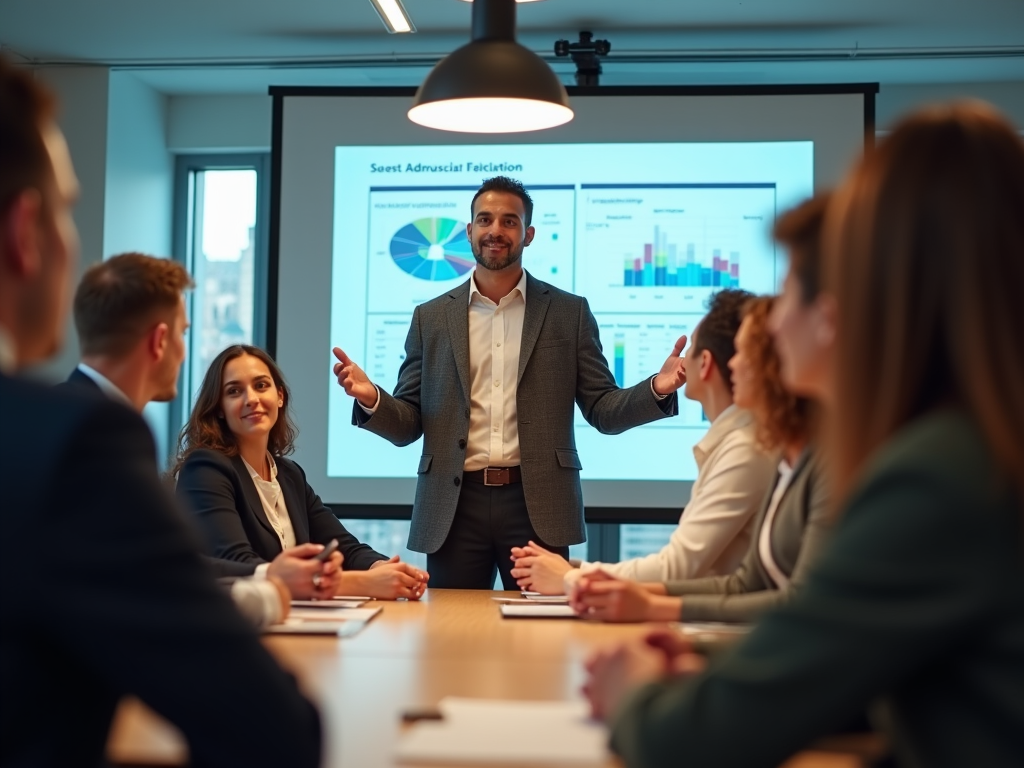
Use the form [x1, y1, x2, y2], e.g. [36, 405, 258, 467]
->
[61, 367, 259, 580]
[665, 449, 833, 623]
[0, 372, 321, 768]
[354, 271, 678, 552]
[611, 411, 1024, 768]
[177, 448, 388, 570]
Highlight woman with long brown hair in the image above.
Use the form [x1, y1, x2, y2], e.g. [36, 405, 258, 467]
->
[569, 292, 831, 623]
[174, 345, 429, 600]
[583, 103, 1024, 767]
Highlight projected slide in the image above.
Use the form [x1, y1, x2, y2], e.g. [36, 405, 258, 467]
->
[329, 141, 812, 481]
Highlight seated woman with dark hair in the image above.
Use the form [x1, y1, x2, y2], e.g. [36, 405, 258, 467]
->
[173, 345, 428, 600]
[570, 290, 831, 624]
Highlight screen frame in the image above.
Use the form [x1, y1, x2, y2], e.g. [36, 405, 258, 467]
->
[267, 83, 877, 523]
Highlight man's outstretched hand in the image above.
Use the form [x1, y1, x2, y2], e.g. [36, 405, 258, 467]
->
[652, 334, 688, 396]
[332, 347, 378, 408]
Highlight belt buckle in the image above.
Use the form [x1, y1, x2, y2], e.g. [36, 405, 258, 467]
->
[483, 467, 503, 486]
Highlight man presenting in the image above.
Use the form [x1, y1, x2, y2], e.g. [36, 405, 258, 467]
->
[333, 177, 685, 589]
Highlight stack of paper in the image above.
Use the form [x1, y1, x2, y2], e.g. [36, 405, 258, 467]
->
[264, 605, 382, 637]
[500, 604, 577, 619]
[396, 698, 608, 765]
[291, 598, 368, 608]
[265, 619, 368, 637]
[521, 591, 571, 604]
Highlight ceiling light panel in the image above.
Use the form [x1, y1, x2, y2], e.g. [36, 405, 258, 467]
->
[369, 0, 416, 34]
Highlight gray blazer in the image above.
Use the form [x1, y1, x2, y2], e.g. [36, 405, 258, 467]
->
[666, 449, 832, 623]
[354, 272, 677, 553]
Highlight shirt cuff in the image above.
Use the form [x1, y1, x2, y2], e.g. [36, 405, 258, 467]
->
[230, 579, 284, 629]
[358, 386, 381, 414]
[649, 376, 668, 401]
[253, 562, 270, 580]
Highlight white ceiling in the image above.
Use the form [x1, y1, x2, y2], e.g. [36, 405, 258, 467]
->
[2, 0, 1022, 94]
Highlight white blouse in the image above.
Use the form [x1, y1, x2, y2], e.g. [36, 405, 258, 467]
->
[241, 453, 296, 550]
[758, 459, 796, 589]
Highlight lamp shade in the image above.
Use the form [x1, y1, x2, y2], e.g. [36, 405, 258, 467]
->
[408, 0, 572, 133]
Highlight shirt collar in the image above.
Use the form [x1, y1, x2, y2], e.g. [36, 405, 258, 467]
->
[241, 452, 278, 483]
[76, 363, 133, 407]
[0, 326, 15, 375]
[693, 404, 754, 468]
[469, 268, 528, 306]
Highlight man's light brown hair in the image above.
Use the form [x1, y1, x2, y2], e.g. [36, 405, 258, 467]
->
[74, 253, 194, 357]
[0, 55, 57, 220]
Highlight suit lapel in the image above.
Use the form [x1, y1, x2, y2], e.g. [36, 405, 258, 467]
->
[445, 281, 472, 404]
[277, 461, 310, 545]
[518, 273, 551, 384]
[68, 367, 101, 391]
[231, 455, 278, 541]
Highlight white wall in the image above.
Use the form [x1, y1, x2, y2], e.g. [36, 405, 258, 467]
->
[104, 72, 173, 257]
[878, 81, 1024, 129]
[32, 67, 175, 465]
[32, 67, 110, 382]
[163, 81, 1024, 156]
[167, 94, 272, 152]
[104, 71, 175, 466]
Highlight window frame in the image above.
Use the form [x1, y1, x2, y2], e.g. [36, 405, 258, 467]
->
[169, 153, 270, 460]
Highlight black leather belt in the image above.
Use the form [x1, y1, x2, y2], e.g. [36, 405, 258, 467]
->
[463, 466, 522, 486]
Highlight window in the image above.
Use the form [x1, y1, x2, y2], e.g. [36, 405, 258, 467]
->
[172, 155, 269, 434]
[619, 523, 676, 562]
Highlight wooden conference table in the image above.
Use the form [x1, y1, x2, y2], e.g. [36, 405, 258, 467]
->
[108, 590, 878, 768]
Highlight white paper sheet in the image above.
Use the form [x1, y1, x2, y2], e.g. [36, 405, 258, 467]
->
[290, 599, 368, 608]
[396, 697, 607, 765]
[500, 604, 577, 619]
[264, 619, 367, 637]
[287, 607, 382, 622]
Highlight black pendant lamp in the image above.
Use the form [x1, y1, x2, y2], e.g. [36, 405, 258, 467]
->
[408, 0, 573, 133]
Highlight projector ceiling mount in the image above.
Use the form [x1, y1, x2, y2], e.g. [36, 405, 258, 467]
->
[554, 31, 611, 87]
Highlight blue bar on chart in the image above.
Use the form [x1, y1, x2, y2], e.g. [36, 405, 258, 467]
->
[613, 334, 625, 387]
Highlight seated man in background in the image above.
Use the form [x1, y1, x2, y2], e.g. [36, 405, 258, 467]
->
[65, 251, 342, 607]
[511, 288, 776, 594]
[0, 56, 321, 767]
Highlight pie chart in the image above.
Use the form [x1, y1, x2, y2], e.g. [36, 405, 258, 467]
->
[389, 218, 475, 281]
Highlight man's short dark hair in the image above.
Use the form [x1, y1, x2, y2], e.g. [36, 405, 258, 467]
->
[0, 55, 57, 219]
[470, 176, 534, 227]
[773, 193, 830, 304]
[694, 288, 755, 393]
[74, 253, 194, 357]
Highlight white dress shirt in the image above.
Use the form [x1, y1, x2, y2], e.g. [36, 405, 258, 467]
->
[566, 405, 778, 586]
[758, 459, 796, 589]
[76, 363, 133, 407]
[463, 269, 528, 470]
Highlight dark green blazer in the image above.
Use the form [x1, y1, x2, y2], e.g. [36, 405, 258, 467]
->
[665, 449, 833, 623]
[611, 411, 1024, 768]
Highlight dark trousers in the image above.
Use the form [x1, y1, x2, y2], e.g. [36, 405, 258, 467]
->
[427, 479, 570, 590]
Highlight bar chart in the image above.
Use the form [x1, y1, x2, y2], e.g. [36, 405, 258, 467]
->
[576, 183, 778, 314]
[622, 227, 741, 288]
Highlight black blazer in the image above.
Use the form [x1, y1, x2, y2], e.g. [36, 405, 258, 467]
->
[61, 367, 259, 580]
[0, 372, 320, 768]
[177, 448, 387, 571]
[610, 411, 1024, 768]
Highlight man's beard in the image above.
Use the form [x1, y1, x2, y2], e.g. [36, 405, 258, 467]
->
[472, 236, 523, 272]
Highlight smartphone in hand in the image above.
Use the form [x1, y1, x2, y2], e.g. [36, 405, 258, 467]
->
[314, 539, 340, 562]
